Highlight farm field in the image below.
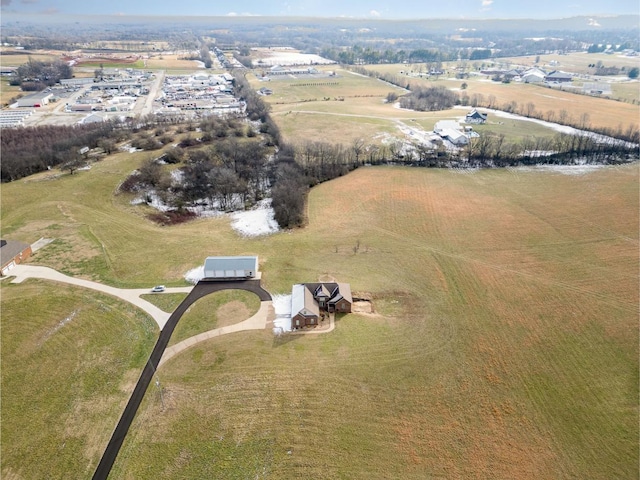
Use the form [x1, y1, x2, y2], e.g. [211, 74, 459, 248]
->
[2, 149, 637, 478]
[252, 68, 568, 145]
[495, 52, 640, 75]
[362, 63, 639, 132]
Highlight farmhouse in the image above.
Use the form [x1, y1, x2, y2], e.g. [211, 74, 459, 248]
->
[1, 239, 32, 276]
[203, 256, 258, 280]
[291, 282, 352, 329]
[465, 109, 487, 124]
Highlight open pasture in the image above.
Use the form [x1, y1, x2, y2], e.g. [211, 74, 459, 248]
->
[0, 51, 60, 66]
[258, 69, 565, 145]
[1, 140, 638, 478]
[110, 164, 638, 479]
[495, 52, 640, 75]
[249, 67, 404, 105]
[1, 280, 157, 479]
[363, 64, 639, 132]
[0, 77, 23, 106]
[143, 53, 209, 71]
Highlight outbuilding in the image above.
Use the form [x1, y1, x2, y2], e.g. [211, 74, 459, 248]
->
[203, 256, 258, 280]
[16, 91, 53, 108]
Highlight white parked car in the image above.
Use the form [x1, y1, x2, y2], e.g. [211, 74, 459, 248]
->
[151, 285, 165, 293]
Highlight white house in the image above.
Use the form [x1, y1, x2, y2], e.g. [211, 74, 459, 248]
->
[465, 109, 488, 124]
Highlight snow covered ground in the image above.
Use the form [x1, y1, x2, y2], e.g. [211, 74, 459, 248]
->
[229, 199, 279, 237]
[132, 193, 279, 237]
[513, 164, 608, 175]
[184, 266, 205, 284]
[255, 51, 335, 66]
[271, 293, 292, 333]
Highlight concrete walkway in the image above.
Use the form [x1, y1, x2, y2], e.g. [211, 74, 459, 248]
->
[159, 301, 274, 367]
[7, 264, 192, 329]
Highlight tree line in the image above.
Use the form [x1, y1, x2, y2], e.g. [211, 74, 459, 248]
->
[0, 122, 121, 181]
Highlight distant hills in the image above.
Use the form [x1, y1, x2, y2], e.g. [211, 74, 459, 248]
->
[1, 14, 638, 32]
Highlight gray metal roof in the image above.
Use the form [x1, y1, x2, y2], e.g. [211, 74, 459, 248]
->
[292, 284, 319, 317]
[203, 256, 257, 278]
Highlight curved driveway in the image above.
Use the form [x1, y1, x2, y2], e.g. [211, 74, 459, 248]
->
[5, 264, 273, 480]
[8, 264, 191, 329]
[92, 279, 272, 480]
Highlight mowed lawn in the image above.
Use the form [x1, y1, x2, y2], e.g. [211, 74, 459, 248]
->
[90, 164, 633, 478]
[0, 281, 157, 479]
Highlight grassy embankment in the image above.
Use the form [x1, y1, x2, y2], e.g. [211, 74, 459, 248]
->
[2, 147, 636, 478]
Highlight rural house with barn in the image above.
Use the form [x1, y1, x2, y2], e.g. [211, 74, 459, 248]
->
[291, 282, 352, 329]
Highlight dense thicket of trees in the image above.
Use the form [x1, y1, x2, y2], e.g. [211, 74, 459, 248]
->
[1, 123, 119, 181]
[10, 59, 73, 91]
[399, 86, 458, 111]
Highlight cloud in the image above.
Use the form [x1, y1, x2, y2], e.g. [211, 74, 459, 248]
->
[40, 7, 58, 14]
[227, 11, 238, 16]
[21, 0, 38, 4]
[481, 0, 493, 6]
[1, 0, 12, 7]
[370, 9, 381, 17]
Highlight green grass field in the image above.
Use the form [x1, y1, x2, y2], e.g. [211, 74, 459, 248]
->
[2, 151, 637, 478]
[256, 62, 639, 148]
[0, 280, 157, 479]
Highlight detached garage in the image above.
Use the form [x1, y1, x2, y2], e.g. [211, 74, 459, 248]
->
[203, 256, 258, 280]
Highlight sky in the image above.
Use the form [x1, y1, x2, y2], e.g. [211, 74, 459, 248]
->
[0, 0, 637, 18]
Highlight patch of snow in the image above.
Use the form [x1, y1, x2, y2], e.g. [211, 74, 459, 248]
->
[146, 193, 172, 212]
[519, 164, 608, 175]
[272, 293, 292, 333]
[184, 266, 205, 284]
[256, 51, 335, 66]
[42, 310, 78, 343]
[170, 169, 184, 182]
[229, 198, 279, 237]
[194, 60, 206, 68]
